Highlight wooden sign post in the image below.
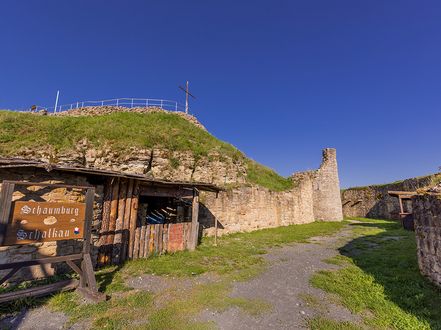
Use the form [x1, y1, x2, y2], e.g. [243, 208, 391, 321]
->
[0, 181, 105, 303]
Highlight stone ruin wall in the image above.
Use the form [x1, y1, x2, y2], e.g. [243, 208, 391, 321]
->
[341, 174, 440, 219]
[312, 148, 343, 221]
[412, 194, 441, 287]
[200, 148, 343, 236]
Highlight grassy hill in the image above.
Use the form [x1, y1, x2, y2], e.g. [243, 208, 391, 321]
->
[0, 110, 293, 191]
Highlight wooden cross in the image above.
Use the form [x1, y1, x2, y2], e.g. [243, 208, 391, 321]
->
[179, 81, 196, 114]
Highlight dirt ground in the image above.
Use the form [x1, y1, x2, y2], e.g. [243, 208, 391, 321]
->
[0, 224, 361, 330]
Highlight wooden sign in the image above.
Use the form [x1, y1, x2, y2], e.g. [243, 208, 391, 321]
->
[0, 181, 105, 304]
[3, 201, 86, 245]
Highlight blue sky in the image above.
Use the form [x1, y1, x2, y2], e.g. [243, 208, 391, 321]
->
[1, 1, 440, 188]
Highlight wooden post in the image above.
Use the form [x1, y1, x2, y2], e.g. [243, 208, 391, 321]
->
[189, 190, 199, 251]
[0, 182, 15, 245]
[80, 188, 98, 292]
[106, 179, 120, 262]
[121, 179, 134, 261]
[143, 225, 151, 257]
[139, 225, 146, 258]
[398, 196, 404, 214]
[162, 224, 168, 253]
[98, 178, 112, 265]
[112, 180, 128, 264]
[128, 181, 140, 259]
[149, 225, 155, 255]
[214, 216, 218, 247]
[133, 227, 141, 259]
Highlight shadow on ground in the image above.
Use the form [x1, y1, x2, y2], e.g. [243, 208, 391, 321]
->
[339, 220, 441, 329]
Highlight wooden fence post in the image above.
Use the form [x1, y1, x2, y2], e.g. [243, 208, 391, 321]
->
[189, 190, 199, 251]
[128, 181, 140, 259]
[121, 179, 134, 261]
[112, 180, 128, 264]
[106, 178, 120, 263]
[98, 178, 112, 265]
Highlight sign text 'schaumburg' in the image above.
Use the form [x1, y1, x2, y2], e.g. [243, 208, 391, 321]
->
[3, 201, 86, 245]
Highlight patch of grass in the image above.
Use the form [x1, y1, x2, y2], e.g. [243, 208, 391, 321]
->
[146, 279, 271, 330]
[169, 157, 180, 169]
[49, 290, 154, 329]
[311, 218, 441, 330]
[0, 273, 76, 316]
[95, 265, 132, 294]
[308, 317, 361, 330]
[322, 255, 352, 266]
[298, 292, 324, 310]
[246, 160, 294, 191]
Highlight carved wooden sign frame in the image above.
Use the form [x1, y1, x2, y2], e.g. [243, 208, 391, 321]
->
[0, 181, 105, 303]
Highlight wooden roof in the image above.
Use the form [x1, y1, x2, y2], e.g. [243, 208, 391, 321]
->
[387, 190, 417, 199]
[0, 158, 221, 192]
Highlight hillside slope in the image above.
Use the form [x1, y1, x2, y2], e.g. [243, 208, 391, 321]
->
[0, 109, 293, 191]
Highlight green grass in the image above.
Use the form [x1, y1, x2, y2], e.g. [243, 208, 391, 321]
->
[42, 220, 344, 329]
[0, 111, 240, 158]
[308, 317, 361, 330]
[0, 110, 293, 191]
[344, 173, 441, 191]
[122, 221, 345, 279]
[246, 159, 294, 191]
[311, 218, 441, 330]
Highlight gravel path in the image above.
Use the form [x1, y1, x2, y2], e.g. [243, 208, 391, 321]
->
[199, 225, 361, 329]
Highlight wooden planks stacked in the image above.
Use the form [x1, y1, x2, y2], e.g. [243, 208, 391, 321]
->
[98, 178, 139, 266]
[130, 223, 192, 259]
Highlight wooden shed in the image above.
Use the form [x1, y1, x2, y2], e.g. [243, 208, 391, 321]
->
[0, 158, 220, 273]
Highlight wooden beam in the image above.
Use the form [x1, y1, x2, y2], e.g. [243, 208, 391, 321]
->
[128, 181, 140, 259]
[112, 180, 128, 264]
[133, 227, 141, 259]
[66, 260, 83, 278]
[106, 179, 120, 251]
[189, 192, 199, 251]
[0, 254, 83, 271]
[398, 196, 405, 214]
[139, 185, 193, 198]
[0, 267, 21, 286]
[0, 182, 15, 245]
[98, 178, 113, 247]
[388, 190, 417, 198]
[0, 279, 79, 304]
[121, 179, 134, 261]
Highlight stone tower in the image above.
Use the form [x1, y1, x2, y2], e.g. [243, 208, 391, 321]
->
[312, 148, 344, 221]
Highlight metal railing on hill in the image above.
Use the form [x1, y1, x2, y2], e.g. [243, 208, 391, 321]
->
[30, 98, 186, 113]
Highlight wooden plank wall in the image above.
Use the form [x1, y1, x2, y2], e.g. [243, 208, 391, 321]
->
[131, 223, 192, 259]
[97, 178, 139, 266]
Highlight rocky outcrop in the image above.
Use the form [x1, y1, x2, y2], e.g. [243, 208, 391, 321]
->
[15, 141, 247, 186]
